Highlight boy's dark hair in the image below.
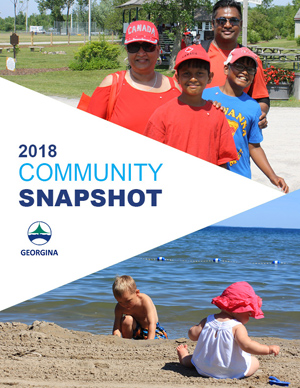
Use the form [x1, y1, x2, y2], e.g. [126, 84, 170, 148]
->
[177, 58, 210, 74]
[212, 0, 242, 19]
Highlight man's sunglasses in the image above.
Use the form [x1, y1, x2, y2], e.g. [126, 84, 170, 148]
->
[215, 17, 241, 26]
[127, 42, 157, 53]
[230, 62, 257, 75]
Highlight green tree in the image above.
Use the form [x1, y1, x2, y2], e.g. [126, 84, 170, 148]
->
[10, 0, 27, 31]
[16, 11, 26, 28]
[292, 0, 300, 11]
[102, 0, 124, 33]
[72, 0, 88, 23]
[257, 0, 274, 10]
[268, 5, 295, 37]
[144, 0, 212, 69]
[65, 0, 75, 33]
[28, 12, 52, 28]
[4, 19, 15, 32]
[248, 1, 298, 40]
[92, 0, 113, 30]
[248, 8, 276, 41]
[282, 4, 299, 37]
[36, 0, 66, 22]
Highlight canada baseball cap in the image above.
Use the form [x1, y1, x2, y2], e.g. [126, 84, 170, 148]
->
[174, 45, 211, 70]
[125, 20, 159, 45]
[224, 47, 259, 67]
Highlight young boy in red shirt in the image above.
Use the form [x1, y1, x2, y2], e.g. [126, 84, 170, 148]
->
[144, 45, 237, 167]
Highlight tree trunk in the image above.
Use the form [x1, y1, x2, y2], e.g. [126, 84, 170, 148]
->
[66, 8, 69, 35]
[168, 28, 182, 71]
[14, 1, 17, 32]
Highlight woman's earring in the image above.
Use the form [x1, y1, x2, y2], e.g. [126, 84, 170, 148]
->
[156, 56, 162, 66]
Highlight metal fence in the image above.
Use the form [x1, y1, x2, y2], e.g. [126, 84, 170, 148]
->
[52, 21, 117, 36]
[53, 21, 99, 35]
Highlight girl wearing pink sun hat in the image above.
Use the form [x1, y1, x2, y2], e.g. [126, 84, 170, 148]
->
[177, 282, 280, 379]
[211, 281, 264, 319]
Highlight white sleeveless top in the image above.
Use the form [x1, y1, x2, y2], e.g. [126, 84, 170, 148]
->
[191, 314, 251, 379]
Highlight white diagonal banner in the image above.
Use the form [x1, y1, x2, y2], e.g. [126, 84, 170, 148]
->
[0, 78, 282, 310]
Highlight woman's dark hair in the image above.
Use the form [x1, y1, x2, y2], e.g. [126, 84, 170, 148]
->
[177, 58, 210, 74]
[212, 0, 242, 19]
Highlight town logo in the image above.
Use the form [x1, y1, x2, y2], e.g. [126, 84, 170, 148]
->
[27, 221, 52, 246]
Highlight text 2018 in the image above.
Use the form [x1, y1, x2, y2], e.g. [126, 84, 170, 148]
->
[19, 145, 57, 158]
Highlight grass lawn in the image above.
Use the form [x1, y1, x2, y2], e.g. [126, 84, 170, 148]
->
[251, 38, 300, 49]
[0, 44, 79, 70]
[3, 69, 116, 97]
[0, 42, 173, 98]
[0, 43, 124, 97]
[0, 31, 120, 45]
[0, 38, 299, 105]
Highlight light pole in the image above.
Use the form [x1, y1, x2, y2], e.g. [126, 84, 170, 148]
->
[240, 0, 262, 46]
[242, 0, 248, 46]
[26, 0, 29, 33]
[88, 0, 91, 42]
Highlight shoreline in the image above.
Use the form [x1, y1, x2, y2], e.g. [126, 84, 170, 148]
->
[0, 321, 299, 388]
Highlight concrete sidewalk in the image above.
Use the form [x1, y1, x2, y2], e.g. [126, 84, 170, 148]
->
[51, 96, 300, 193]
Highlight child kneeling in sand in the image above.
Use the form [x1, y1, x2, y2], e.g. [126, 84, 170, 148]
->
[177, 281, 279, 379]
[112, 275, 167, 340]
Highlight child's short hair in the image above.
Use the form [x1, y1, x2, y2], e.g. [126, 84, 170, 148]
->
[177, 58, 210, 74]
[112, 275, 137, 298]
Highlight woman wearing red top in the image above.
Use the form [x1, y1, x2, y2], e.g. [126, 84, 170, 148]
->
[87, 20, 180, 135]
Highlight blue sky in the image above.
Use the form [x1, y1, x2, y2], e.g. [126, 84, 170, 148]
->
[0, 0, 295, 18]
[216, 189, 300, 229]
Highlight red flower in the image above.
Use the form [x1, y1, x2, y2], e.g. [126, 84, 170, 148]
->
[263, 67, 295, 85]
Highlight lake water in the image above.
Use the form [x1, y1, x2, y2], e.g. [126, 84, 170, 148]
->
[1, 226, 299, 340]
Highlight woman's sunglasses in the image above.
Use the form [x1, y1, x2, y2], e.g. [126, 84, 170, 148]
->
[215, 17, 241, 26]
[127, 42, 157, 53]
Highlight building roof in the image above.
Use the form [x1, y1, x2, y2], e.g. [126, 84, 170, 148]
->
[194, 8, 212, 22]
[116, 0, 212, 22]
[116, 0, 149, 9]
[295, 8, 300, 20]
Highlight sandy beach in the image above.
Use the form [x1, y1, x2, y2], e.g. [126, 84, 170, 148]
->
[51, 97, 300, 193]
[0, 321, 299, 388]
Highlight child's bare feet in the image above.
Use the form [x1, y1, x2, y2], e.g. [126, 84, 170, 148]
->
[176, 344, 193, 367]
[177, 344, 189, 362]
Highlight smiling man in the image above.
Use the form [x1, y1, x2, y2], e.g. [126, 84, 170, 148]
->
[202, 0, 270, 128]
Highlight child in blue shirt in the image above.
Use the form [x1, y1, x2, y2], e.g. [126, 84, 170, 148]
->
[203, 47, 289, 193]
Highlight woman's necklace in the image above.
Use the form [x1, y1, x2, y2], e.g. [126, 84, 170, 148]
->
[129, 70, 158, 91]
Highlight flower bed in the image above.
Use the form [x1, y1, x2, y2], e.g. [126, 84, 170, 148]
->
[263, 66, 295, 85]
